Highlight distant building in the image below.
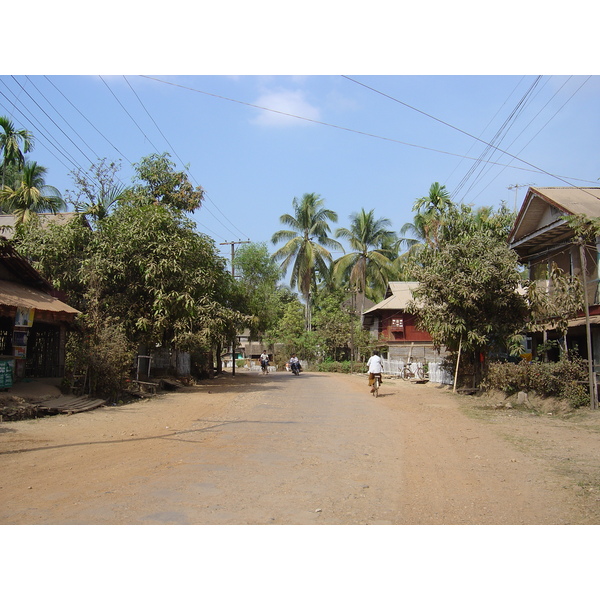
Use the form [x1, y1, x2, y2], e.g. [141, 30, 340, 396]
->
[362, 282, 444, 363]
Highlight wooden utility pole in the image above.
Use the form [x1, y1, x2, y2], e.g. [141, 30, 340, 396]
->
[578, 239, 598, 409]
[220, 240, 250, 377]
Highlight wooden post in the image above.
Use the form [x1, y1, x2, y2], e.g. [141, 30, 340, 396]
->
[579, 241, 598, 409]
[453, 336, 462, 394]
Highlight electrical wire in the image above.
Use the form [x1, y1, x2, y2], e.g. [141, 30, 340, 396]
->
[341, 75, 598, 198]
[124, 76, 250, 241]
[44, 76, 133, 164]
[140, 75, 592, 182]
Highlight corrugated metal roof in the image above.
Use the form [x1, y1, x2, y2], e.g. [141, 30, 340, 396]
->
[0, 279, 79, 315]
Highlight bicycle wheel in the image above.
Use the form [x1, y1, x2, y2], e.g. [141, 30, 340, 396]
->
[374, 377, 379, 397]
[416, 365, 424, 379]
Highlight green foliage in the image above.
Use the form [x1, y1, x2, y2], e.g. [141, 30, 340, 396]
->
[311, 290, 353, 360]
[13, 214, 92, 307]
[317, 360, 354, 373]
[484, 356, 589, 408]
[129, 153, 204, 212]
[0, 161, 65, 226]
[272, 192, 343, 326]
[409, 204, 526, 358]
[333, 208, 397, 306]
[233, 242, 284, 338]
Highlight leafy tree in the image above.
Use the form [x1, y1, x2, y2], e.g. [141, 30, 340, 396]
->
[129, 153, 204, 212]
[13, 213, 92, 308]
[271, 192, 343, 329]
[333, 208, 397, 311]
[233, 241, 283, 338]
[407, 205, 528, 386]
[85, 203, 237, 349]
[0, 116, 33, 189]
[311, 290, 353, 361]
[0, 161, 66, 226]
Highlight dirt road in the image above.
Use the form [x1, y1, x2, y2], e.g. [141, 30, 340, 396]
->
[1, 370, 599, 525]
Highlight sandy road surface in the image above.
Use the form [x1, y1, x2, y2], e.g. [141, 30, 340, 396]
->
[1, 370, 599, 525]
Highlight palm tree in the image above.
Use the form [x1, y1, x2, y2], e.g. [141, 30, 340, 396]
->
[271, 193, 343, 329]
[333, 208, 397, 313]
[0, 116, 34, 189]
[412, 181, 454, 248]
[78, 182, 129, 222]
[0, 161, 66, 226]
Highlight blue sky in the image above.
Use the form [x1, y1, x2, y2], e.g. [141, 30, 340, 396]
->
[2, 74, 598, 269]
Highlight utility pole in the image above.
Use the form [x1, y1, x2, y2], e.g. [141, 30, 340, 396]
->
[508, 183, 534, 213]
[219, 240, 250, 377]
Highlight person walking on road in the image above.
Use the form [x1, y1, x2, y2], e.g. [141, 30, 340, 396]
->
[367, 350, 383, 393]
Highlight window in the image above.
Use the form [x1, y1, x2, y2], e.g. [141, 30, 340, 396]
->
[391, 318, 404, 331]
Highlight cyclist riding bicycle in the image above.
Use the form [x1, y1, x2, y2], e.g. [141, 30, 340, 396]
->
[367, 350, 383, 394]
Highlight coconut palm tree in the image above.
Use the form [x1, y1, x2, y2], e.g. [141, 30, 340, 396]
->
[0, 161, 66, 226]
[271, 193, 343, 329]
[412, 181, 454, 248]
[78, 182, 129, 222]
[333, 208, 397, 313]
[0, 116, 34, 189]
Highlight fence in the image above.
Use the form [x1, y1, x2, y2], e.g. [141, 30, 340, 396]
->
[381, 358, 453, 385]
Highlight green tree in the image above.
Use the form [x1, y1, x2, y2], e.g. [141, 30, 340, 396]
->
[0, 116, 34, 189]
[412, 182, 454, 248]
[333, 208, 397, 312]
[271, 193, 343, 329]
[0, 161, 66, 226]
[13, 213, 92, 308]
[311, 290, 353, 361]
[408, 205, 528, 387]
[233, 242, 283, 339]
[129, 153, 204, 212]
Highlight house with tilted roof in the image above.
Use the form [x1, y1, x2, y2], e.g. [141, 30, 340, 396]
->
[0, 241, 79, 381]
[362, 281, 443, 363]
[508, 186, 600, 363]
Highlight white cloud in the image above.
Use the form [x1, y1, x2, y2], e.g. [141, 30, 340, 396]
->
[251, 89, 321, 127]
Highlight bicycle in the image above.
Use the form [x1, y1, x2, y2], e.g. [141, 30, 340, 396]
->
[372, 373, 382, 397]
[401, 363, 424, 380]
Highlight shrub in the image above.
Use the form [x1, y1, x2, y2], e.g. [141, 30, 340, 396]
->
[484, 354, 589, 408]
[317, 360, 356, 374]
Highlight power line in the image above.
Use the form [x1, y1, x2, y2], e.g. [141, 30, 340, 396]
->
[140, 75, 593, 182]
[341, 75, 598, 198]
[44, 76, 133, 164]
[124, 76, 250, 241]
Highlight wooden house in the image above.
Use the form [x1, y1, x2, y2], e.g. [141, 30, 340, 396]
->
[0, 241, 79, 381]
[508, 186, 600, 362]
[362, 282, 441, 363]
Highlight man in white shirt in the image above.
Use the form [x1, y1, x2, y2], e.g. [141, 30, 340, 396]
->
[367, 350, 383, 393]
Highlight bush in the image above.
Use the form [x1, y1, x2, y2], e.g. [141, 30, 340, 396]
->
[65, 320, 135, 401]
[484, 355, 589, 408]
[317, 360, 356, 374]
